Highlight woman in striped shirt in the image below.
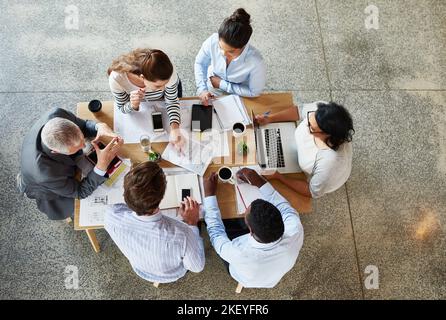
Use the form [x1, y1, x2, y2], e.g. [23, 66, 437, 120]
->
[108, 49, 184, 151]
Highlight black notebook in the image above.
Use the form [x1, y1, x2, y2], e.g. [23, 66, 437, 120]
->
[191, 104, 213, 132]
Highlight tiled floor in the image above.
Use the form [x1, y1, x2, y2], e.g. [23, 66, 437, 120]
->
[0, 0, 444, 299]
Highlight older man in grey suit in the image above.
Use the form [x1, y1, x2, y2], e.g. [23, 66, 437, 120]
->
[19, 107, 123, 220]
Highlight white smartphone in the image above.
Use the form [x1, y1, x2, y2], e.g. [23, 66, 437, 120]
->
[151, 112, 164, 132]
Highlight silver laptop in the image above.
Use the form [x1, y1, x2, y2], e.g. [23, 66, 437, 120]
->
[252, 110, 301, 174]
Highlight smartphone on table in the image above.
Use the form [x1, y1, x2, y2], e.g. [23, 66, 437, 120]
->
[152, 112, 164, 132]
[181, 188, 191, 201]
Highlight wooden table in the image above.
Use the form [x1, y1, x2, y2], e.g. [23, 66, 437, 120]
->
[74, 93, 312, 252]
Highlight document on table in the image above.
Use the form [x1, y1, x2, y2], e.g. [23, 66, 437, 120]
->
[113, 100, 196, 143]
[213, 95, 251, 131]
[231, 166, 265, 215]
[162, 137, 214, 176]
[79, 160, 131, 227]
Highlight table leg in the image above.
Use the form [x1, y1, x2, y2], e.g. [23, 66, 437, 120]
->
[85, 229, 100, 253]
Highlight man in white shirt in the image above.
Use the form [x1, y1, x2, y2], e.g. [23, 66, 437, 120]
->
[105, 161, 205, 283]
[203, 168, 304, 288]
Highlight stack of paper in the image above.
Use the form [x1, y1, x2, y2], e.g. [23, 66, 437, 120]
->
[79, 160, 131, 227]
[213, 95, 251, 131]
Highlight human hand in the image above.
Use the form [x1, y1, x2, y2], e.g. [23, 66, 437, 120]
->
[199, 91, 214, 107]
[94, 123, 119, 142]
[130, 88, 145, 110]
[209, 76, 221, 89]
[255, 113, 271, 126]
[169, 124, 186, 155]
[236, 168, 267, 188]
[179, 196, 200, 226]
[93, 137, 123, 172]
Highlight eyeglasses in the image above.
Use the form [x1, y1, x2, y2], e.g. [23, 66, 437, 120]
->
[307, 111, 323, 134]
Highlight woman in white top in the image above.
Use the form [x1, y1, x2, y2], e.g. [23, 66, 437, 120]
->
[255, 101, 354, 198]
[108, 49, 184, 151]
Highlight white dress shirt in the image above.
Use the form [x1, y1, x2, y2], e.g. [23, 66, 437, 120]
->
[104, 204, 205, 283]
[194, 33, 266, 97]
[204, 183, 304, 288]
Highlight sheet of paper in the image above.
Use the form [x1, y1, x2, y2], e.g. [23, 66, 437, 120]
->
[162, 137, 213, 176]
[113, 100, 194, 143]
[232, 166, 265, 215]
[79, 161, 130, 227]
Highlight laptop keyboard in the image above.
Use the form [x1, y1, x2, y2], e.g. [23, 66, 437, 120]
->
[264, 128, 285, 168]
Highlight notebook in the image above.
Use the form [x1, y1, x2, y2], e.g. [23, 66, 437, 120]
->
[213, 95, 251, 131]
[191, 104, 213, 132]
[159, 171, 203, 209]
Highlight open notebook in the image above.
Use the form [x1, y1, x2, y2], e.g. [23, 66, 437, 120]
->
[232, 166, 265, 215]
[213, 95, 251, 131]
[159, 170, 203, 209]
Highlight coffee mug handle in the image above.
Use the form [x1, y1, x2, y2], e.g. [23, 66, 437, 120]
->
[228, 177, 235, 185]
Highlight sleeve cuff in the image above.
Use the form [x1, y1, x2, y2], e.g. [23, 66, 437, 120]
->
[259, 182, 275, 196]
[204, 195, 218, 207]
[219, 79, 228, 91]
[93, 167, 107, 177]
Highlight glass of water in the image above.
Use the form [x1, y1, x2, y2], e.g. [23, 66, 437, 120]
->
[140, 135, 151, 153]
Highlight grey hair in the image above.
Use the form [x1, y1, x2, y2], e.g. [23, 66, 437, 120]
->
[41, 117, 83, 154]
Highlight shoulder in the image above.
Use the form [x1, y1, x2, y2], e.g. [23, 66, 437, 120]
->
[166, 67, 179, 87]
[108, 71, 127, 90]
[246, 44, 265, 65]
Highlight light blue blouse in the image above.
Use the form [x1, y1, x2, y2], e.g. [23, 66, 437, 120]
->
[194, 33, 266, 97]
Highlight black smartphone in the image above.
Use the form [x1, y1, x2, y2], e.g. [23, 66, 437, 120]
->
[181, 189, 191, 201]
[86, 142, 122, 175]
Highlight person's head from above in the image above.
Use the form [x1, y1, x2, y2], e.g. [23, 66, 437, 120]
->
[307, 102, 355, 151]
[218, 8, 252, 60]
[108, 48, 173, 91]
[41, 117, 85, 155]
[123, 161, 167, 216]
[244, 199, 284, 244]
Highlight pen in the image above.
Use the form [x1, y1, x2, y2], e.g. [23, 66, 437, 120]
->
[263, 111, 271, 117]
[213, 108, 224, 129]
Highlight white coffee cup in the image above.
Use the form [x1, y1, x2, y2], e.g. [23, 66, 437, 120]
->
[217, 166, 235, 184]
[232, 122, 246, 138]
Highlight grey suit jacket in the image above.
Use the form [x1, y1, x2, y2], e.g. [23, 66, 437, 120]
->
[20, 108, 107, 220]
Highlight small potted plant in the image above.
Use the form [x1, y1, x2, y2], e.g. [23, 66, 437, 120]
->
[237, 141, 249, 156]
[148, 150, 161, 162]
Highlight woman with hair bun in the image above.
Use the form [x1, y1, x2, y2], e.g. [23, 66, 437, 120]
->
[194, 8, 266, 105]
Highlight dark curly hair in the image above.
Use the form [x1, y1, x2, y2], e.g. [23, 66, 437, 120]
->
[315, 102, 355, 151]
[246, 199, 284, 243]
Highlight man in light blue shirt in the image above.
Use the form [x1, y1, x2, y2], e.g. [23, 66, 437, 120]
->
[104, 161, 205, 283]
[194, 8, 266, 105]
[203, 168, 304, 288]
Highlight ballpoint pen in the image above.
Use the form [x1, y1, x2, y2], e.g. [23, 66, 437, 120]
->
[263, 111, 271, 117]
[213, 108, 224, 129]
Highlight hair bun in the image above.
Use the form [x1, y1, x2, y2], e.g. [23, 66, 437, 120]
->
[231, 8, 251, 24]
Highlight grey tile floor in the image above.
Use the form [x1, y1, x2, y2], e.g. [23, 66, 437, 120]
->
[0, 0, 444, 299]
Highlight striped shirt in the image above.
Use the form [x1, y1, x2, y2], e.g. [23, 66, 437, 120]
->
[108, 70, 181, 125]
[104, 204, 205, 283]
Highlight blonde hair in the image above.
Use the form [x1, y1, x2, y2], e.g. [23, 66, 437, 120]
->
[107, 48, 173, 81]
